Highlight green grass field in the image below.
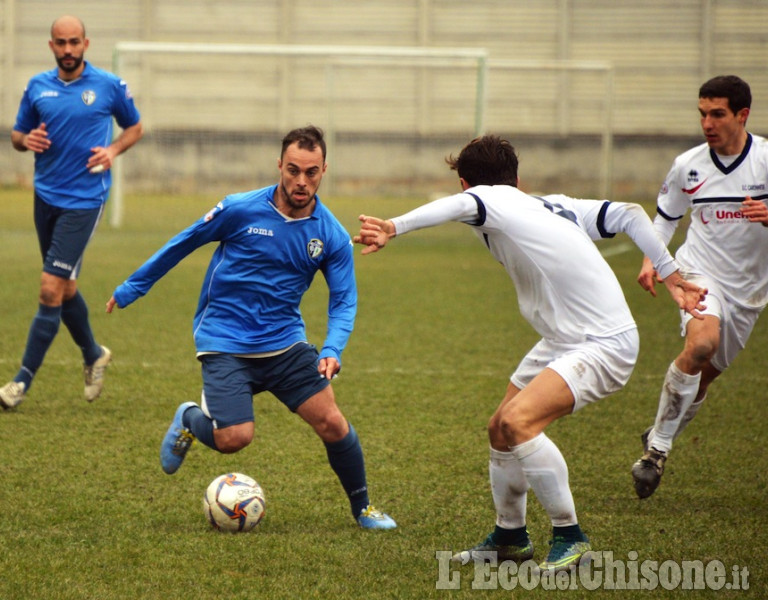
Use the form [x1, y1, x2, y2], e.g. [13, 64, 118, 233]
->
[0, 187, 765, 599]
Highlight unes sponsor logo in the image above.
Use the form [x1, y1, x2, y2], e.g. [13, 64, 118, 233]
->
[699, 206, 749, 225]
[742, 183, 766, 192]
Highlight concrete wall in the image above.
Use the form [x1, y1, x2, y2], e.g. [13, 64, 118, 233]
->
[1, 0, 765, 200]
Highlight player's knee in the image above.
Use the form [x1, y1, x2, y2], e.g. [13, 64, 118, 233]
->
[214, 427, 253, 453]
[487, 413, 507, 448]
[498, 408, 531, 443]
[312, 409, 348, 443]
[684, 338, 718, 367]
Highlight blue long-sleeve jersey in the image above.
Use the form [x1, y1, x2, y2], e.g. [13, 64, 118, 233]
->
[113, 185, 357, 364]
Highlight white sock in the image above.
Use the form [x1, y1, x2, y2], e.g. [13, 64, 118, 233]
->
[649, 362, 701, 453]
[509, 433, 577, 527]
[489, 447, 528, 530]
[674, 393, 706, 440]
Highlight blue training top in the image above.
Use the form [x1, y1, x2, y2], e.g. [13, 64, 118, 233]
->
[112, 185, 357, 364]
[13, 61, 141, 209]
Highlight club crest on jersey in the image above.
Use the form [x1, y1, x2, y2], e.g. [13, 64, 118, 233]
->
[81, 90, 96, 105]
[307, 239, 324, 259]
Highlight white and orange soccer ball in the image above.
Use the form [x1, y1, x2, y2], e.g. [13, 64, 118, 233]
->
[203, 473, 266, 532]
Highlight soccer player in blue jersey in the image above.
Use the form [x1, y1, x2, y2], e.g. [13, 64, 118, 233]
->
[1, 16, 143, 410]
[106, 126, 395, 530]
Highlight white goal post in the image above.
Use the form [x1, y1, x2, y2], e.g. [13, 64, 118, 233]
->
[107, 42, 614, 228]
[108, 42, 490, 227]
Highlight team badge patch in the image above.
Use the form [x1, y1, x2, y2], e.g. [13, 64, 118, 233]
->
[307, 239, 324, 259]
[203, 202, 224, 222]
[81, 90, 96, 105]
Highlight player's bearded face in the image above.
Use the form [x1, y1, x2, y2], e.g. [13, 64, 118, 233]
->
[277, 144, 327, 214]
[50, 22, 88, 76]
[55, 52, 84, 73]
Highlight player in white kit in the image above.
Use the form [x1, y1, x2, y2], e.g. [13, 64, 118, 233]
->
[354, 135, 706, 571]
[631, 75, 768, 498]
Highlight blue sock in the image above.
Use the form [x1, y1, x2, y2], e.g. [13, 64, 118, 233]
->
[182, 405, 218, 450]
[325, 423, 370, 517]
[61, 291, 102, 365]
[17, 304, 62, 390]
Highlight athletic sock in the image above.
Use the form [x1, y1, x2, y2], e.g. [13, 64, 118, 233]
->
[182, 404, 217, 450]
[509, 432, 578, 527]
[16, 303, 62, 390]
[491, 525, 530, 547]
[324, 423, 369, 517]
[552, 523, 588, 543]
[649, 362, 701, 453]
[489, 447, 529, 530]
[674, 393, 706, 440]
[61, 291, 102, 365]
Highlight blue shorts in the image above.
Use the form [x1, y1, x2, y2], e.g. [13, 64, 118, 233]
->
[198, 343, 330, 429]
[34, 193, 104, 280]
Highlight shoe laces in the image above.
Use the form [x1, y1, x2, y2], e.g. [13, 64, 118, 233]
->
[5, 381, 25, 397]
[84, 363, 106, 386]
[0, 381, 26, 408]
[640, 448, 667, 472]
[359, 505, 385, 519]
[547, 536, 586, 559]
[172, 429, 195, 456]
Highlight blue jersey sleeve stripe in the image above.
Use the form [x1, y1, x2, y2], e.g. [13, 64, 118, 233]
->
[692, 194, 768, 204]
[464, 192, 487, 226]
[596, 201, 616, 238]
[657, 206, 683, 221]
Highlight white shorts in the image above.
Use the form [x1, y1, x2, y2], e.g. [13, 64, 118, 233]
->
[679, 273, 763, 372]
[510, 328, 639, 412]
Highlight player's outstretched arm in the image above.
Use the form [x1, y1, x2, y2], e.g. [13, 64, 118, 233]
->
[353, 215, 397, 255]
[661, 271, 707, 319]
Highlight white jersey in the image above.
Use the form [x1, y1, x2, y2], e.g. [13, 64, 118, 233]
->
[537, 194, 679, 280]
[390, 185, 637, 344]
[655, 133, 768, 310]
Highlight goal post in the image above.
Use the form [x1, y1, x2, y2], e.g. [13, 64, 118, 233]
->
[108, 42, 489, 227]
[106, 42, 614, 228]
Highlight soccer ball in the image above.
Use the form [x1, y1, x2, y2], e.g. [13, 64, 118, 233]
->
[203, 473, 266, 532]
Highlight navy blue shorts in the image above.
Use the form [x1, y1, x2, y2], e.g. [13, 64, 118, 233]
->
[199, 343, 331, 429]
[34, 193, 104, 280]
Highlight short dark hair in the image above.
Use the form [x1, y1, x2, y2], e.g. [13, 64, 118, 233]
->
[699, 75, 751, 114]
[281, 125, 326, 160]
[446, 135, 519, 187]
